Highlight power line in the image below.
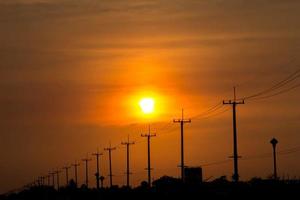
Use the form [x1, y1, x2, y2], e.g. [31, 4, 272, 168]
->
[199, 145, 300, 168]
[192, 102, 224, 119]
[248, 82, 300, 101]
[193, 106, 230, 120]
[201, 159, 232, 167]
[241, 67, 300, 100]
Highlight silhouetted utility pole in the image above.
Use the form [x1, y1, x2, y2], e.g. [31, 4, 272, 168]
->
[121, 136, 135, 187]
[38, 177, 42, 187]
[173, 109, 191, 182]
[270, 138, 278, 180]
[223, 87, 244, 182]
[82, 156, 92, 187]
[104, 143, 116, 187]
[38, 177, 42, 186]
[72, 162, 80, 187]
[50, 171, 55, 188]
[37, 177, 42, 186]
[63, 166, 71, 186]
[100, 176, 105, 188]
[54, 169, 61, 190]
[35, 178, 40, 186]
[47, 175, 51, 186]
[141, 125, 156, 187]
[92, 149, 103, 189]
[41, 176, 45, 186]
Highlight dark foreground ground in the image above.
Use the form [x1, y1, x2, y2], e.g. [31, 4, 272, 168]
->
[1, 177, 300, 200]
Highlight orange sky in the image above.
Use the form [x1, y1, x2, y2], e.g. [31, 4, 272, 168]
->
[1, 0, 300, 194]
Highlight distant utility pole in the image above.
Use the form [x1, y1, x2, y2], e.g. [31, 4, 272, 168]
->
[92, 149, 103, 189]
[100, 176, 105, 188]
[270, 138, 278, 180]
[223, 87, 244, 182]
[62, 166, 71, 186]
[38, 178, 42, 186]
[41, 176, 45, 186]
[72, 162, 80, 187]
[37, 177, 42, 186]
[82, 156, 92, 188]
[104, 143, 116, 188]
[141, 125, 156, 187]
[50, 171, 55, 188]
[121, 136, 135, 188]
[47, 175, 51, 186]
[54, 169, 61, 190]
[38, 178, 41, 186]
[173, 109, 191, 182]
[35, 178, 40, 186]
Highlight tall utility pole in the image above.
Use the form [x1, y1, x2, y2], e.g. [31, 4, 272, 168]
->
[173, 109, 191, 182]
[104, 143, 116, 188]
[92, 149, 103, 189]
[62, 166, 71, 186]
[141, 125, 156, 187]
[72, 162, 80, 187]
[82, 156, 92, 188]
[270, 138, 278, 180]
[121, 136, 135, 188]
[54, 169, 61, 190]
[223, 87, 244, 182]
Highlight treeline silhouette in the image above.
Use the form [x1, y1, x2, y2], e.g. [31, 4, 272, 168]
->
[2, 176, 300, 199]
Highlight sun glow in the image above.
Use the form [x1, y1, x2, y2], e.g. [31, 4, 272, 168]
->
[122, 89, 171, 123]
[139, 98, 155, 114]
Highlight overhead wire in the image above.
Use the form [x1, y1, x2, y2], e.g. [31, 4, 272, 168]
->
[240, 67, 300, 101]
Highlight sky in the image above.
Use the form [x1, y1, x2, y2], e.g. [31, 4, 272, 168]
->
[1, 0, 300, 194]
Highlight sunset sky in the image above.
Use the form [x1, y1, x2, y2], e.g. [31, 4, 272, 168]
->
[1, 0, 300, 193]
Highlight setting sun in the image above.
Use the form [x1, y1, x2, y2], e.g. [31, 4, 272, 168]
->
[139, 98, 155, 114]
